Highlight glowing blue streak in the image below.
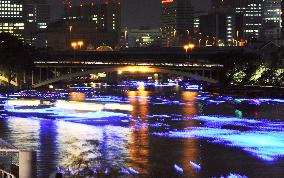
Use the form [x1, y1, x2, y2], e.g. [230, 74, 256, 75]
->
[226, 173, 248, 178]
[174, 164, 183, 174]
[152, 116, 284, 161]
[189, 161, 201, 171]
[128, 167, 139, 174]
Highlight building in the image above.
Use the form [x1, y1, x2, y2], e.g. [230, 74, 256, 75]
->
[211, 0, 263, 40]
[123, 27, 161, 48]
[199, 11, 236, 46]
[23, 0, 50, 46]
[261, 0, 281, 43]
[0, 0, 50, 46]
[193, 11, 207, 34]
[63, 2, 121, 33]
[0, 0, 24, 38]
[161, 0, 194, 47]
[45, 20, 119, 51]
[281, 0, 284, 44]
[45, 2, 121, 50]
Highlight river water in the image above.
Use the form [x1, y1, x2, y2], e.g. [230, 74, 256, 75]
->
[0, 84, 284, 178]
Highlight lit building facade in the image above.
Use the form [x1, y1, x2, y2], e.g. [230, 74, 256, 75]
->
[199, 12, 236, 46]
[0, 0, 50, 46]
[125, 27, 161, 48]
[0, 0, 24, 38]
[45, 1, 121, 51]
[281, 1, 284, 46]
[193, 11, 207, 34]
[23, 0, 50, 46]
[64, 2, 121, 33]
[161, 0, 194, 47]
[211, 0, 263, 40]
[261, 0, 281, 43]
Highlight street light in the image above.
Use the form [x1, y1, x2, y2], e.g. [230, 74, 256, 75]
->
[173, 29, 177, 39]
[217, 39, 221, 46]
[71, 41, 84, 50]
[186, 29, 190, 38]
[77, 41, 84, 49]
[199, 39, 202, 47]
[124, 27, 128, 41]
[184, 45, 189, 59]
[69, 26, 72, 43]
[184, 43, 195, 59]
[71, 42, 78, 49]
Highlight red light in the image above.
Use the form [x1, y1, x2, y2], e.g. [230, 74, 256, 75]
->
[162, 0, 174, 4]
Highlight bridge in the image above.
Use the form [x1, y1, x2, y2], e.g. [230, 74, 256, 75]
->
[32, 60, 224, 88]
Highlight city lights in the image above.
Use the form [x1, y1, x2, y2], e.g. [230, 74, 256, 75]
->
[0, 0, 283, 177]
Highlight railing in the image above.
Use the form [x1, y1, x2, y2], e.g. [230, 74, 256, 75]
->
[0, 169, 17, 178]
[0, 138, 37, 178]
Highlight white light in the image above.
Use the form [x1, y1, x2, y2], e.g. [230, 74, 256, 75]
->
[6, 99, 41, 106]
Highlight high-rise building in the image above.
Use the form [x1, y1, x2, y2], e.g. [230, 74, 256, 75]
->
[193, 11, 207, 34]
[261, 0, 281, 43]
[241, 0, 263, 40]
[64, 2, 121, 33]
[0, 0, 24, 38]
[23, 0, 50, 46]
[45, 1, 121, 50]
[0, 0, 50, 46]
[161, 0, 194, 47]
[199, 11, 236, 46]
[281, 0, 284, 44]
[211, 0, 263, 40]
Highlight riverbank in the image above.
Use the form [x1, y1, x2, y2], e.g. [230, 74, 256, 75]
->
[205, 85, 284, 98]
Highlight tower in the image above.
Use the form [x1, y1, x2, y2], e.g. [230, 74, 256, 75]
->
[161, 0, 194, 47]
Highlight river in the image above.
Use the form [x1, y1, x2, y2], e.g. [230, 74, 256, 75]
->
[0, 84, 284, 177]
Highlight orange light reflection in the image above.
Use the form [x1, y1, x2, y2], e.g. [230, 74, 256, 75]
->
[127, 88, 150, 174]
[181, 91, 199, 177]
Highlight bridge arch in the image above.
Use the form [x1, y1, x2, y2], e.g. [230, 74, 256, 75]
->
[32, 66, 218, 88]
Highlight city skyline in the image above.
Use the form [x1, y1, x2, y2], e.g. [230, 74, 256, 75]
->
[49, 0, 210, 27]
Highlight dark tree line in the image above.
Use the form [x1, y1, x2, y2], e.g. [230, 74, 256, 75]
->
[209, 49, 283, 86]
[0, 33, 36, 86]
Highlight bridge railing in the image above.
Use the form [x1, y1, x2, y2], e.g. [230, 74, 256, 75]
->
[34, 61, 224, 68]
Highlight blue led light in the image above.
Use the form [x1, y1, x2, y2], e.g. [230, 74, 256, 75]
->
[189, 161, 201, 171]
[226, 173, 248, 178]
[128, 167, 139, 174]
[174, 164, 183, 174]
[152, 116, 284, 161]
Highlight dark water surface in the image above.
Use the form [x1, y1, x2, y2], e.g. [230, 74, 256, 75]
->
[0, 85, 284, 178]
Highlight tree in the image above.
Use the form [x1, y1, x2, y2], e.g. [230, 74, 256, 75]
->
[0, 33, 35, 86]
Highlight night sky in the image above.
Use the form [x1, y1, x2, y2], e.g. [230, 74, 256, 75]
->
[48, 0, 210, 28]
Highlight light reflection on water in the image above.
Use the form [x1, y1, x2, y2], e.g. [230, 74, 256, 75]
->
[0, 87, 284, 177]
[128, 89, 150, 175]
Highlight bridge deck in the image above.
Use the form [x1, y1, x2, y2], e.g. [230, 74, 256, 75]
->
[34, 61, 224, 69]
